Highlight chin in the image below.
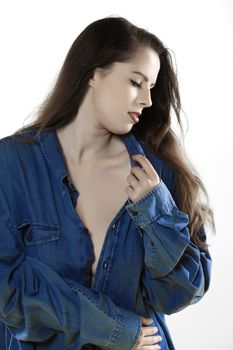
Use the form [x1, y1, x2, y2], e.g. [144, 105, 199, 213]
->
[115, 124, 133, 135]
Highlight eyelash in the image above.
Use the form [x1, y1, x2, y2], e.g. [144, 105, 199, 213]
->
[130, 80, 142, 88]
[130, 79, 154, 90]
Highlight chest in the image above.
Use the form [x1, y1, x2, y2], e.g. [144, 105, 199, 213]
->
[67, 154, 131, 286]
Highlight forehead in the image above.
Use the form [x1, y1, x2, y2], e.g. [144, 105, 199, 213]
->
[129, 47, 160, 67]
[114, 47, 160, 79]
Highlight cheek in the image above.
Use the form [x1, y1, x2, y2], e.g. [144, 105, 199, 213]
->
[97, 83, 116, 103]
[101, 86, 126, 111]
[94, 81, 134, 120]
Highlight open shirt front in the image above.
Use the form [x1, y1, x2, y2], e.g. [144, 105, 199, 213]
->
[0, 127, 212, 350]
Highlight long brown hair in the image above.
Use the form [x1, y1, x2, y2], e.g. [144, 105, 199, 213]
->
[12, 15, 216, 250]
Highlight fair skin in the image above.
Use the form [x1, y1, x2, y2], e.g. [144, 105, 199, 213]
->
[56, 46, 160, 164]
[57, 46, 161, 202]
[57, 48, 161, 350]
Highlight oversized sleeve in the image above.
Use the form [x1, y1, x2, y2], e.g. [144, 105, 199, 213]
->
[125, 165, 212, 315]
[0, 212, 141, 349]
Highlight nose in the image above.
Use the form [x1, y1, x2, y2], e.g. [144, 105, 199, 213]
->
[138, 89, 152, 108]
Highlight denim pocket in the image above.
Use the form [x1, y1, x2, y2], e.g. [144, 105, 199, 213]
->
[23, 222, 60, 245]
[17, 221, 61, 271]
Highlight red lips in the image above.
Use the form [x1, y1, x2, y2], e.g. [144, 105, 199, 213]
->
[129, 111, 141, 117]
[128, 112, 140, 123]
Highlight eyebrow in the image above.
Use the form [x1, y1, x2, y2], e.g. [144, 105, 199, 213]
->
[131, 71, 156, 87]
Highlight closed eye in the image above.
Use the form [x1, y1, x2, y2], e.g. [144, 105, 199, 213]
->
[130, 80, 141, 88]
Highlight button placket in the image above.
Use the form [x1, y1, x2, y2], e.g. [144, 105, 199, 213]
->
[100, 222, 117, 272]
[103, 261, 108, 269]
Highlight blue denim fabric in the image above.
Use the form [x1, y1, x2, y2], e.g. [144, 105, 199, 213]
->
[0, 128, 212, 350]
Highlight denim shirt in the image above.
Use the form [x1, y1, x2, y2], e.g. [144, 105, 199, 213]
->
[0, 127, 212, 350]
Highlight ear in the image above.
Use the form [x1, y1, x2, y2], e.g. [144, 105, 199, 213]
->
[88, 68, 104, 88]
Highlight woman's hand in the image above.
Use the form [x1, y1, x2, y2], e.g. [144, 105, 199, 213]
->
[134, 316, 162, 349]
[125, 154, 160, 203]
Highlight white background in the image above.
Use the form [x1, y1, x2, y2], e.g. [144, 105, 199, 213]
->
[0, 1, 232, 349]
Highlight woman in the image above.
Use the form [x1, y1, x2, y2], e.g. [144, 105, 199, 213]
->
[0, 16, 215, 350]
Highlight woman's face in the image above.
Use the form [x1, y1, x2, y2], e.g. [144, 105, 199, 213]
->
[89, 46, 160, 134]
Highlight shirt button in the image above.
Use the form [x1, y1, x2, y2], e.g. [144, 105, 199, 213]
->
[112, 223, 116, 230]
[84, 227, 89, 233]
[26, 234, 33, 242]
[103, 261, 108, 269]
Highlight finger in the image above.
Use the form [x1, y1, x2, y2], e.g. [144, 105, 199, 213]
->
[126, 174, 139, 188]
[140, 317, 153, 325]
[141, 327, 159, 336]
[132, 154, 156, 178]
[130, 166, 150, 181]
[142, 335, 162, 345]
[125, 185, 134, 196]
[127, 173, 138, 183]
